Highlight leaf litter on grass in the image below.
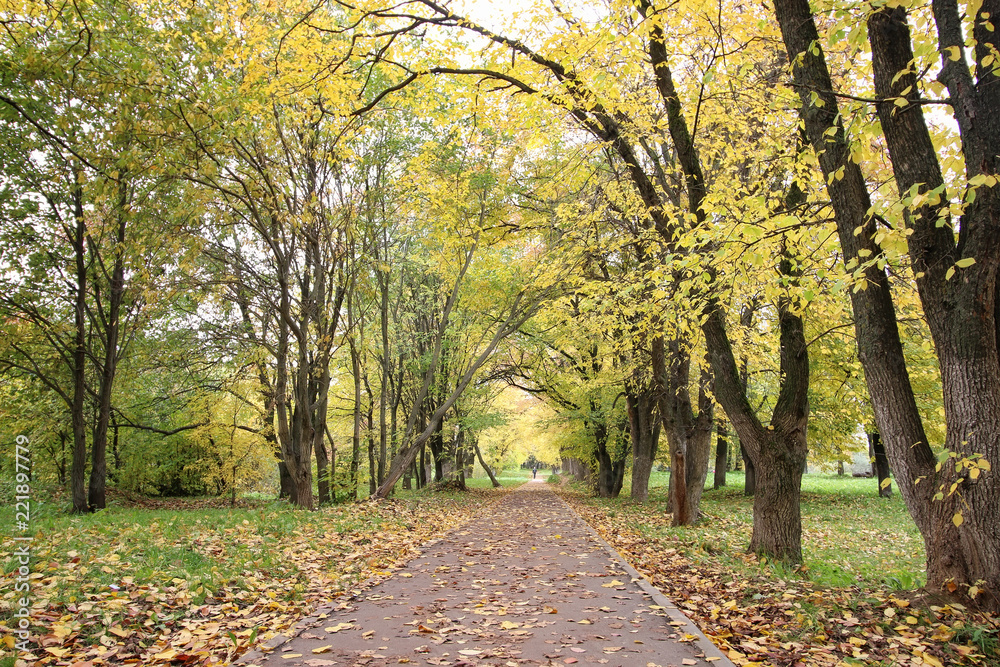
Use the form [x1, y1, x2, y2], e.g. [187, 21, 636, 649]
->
[0, 488, 506, 666]
[560, 489, 999, 667]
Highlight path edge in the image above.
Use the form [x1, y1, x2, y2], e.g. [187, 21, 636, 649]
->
[236, 487, 515, 665]
[551, 487, 737, 666]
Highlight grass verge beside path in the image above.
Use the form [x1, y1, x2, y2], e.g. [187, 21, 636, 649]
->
[0, 485, 509, 666]
[558, 474, 999, 667]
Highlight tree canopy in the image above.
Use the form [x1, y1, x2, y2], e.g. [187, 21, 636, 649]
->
[2, 0, 998, 611]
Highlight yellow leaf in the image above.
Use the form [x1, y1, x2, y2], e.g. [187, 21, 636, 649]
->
[920, 652, 945, 667]
[500, 621, 520, 630]
[953, 512, 964, 527]
[312, 645, 333, 653]
[324, 623, 354, 633]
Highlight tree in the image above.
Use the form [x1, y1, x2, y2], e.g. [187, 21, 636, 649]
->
[0, 0, 201, 510]
[771, 0, 1000, 607]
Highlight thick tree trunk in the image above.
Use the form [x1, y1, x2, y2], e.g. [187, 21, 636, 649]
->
[626, 386, 658, 502]
[868, 5, 1000, 606]
[701, 252, 810, 563]
[775, 0, 1000, 606]
[592, 420, 615, 498]
[684, 383, 714, 517]
[714, 419, 728, 489]
[748, 436, 807, 562]
[653, 337, 714, 524]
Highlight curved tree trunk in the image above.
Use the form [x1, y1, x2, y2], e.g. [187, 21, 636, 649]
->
[474, 439, 502, 488]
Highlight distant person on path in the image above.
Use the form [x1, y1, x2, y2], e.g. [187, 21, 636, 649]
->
[532, 466, 537, 479]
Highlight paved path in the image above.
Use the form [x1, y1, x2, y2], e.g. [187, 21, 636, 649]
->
[240, 481, 734, 667]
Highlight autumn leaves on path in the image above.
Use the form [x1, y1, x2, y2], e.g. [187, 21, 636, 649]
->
[241, 482, 732, 667]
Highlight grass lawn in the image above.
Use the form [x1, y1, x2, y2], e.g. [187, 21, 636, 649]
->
[640, 470, 925, 590]
[560, 470, 998, 667]
[0, 480, 510, 666]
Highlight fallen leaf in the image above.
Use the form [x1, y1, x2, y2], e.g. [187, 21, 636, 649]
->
[324, 623, 354, 633]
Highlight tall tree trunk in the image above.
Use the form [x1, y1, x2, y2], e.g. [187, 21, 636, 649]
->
[70, 175, 88, 513]
[368, 434, 377, 495]
[418, 442, 426, 489]
[315, 436, 330, 505]
[592, 420, 615, 498]
[350, 342, 362, 501]
[311, 366, 333, 505]
[774, 0, 1000, 605]
[88, 180, 128, 511]
[430, 411, 446, 483]
[366, 387, 376, 496]
[454, 422, 467, 491]
[626, 387, 658, 502]
[653, 336, 714, 524]
[703, 285, 810, 562]
[714, 419, 728, 490]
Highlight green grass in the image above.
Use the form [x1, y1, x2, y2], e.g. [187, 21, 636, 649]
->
[600, 470, 925, 590]
[0, 487, 498, 664]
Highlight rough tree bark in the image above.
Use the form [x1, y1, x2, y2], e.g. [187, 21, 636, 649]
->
[774, 0, 1000, 606]
[625, 375, 659, 502]
[742, 443, 757, 496]
[653, 336, 714, 524]
[702, 256, 810, 562]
